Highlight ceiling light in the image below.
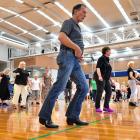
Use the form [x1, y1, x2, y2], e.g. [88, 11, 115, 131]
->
[0, 7, 17, 15]
[112, 0, 140, 38]
[0, 36, 28, 48]
[82, 0, 110, 28]
[113, 0, 131, 24]
[3, 20, 44, 41]
[15, 0, 24, 4]
[19, 15, 49, 32]
[0, 7, 45, 41]
[37, 10, 61, 27]
[4, 20, 28, 33]
[28, 33, 44, 41]
[0, 7, 49, 33]
[1, 35, 27, 46]
[126, 47, 132, 52]
[23, 30, 28, 34]
[55, 1, 71, 17]
[118, 27, 125, 32]
[1, 31, 5, 35]
[35, 42, 41, 47]
[19, 16, 41, 30]
[15, 14, 20, 17]
[42, 28, 49, 33]
[0, 18, 4, 22]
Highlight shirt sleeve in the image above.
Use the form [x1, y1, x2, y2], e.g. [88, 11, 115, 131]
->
[13, 68, 19, 73]
[96, 57, 103, 68]
[60, 20, 73, 36]
[25, 71, 29, 76]
[128, 68, 133, 73]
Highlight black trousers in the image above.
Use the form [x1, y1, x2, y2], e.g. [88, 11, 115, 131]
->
[64, 88, 72, 103]
[95, 79, 112, 108]
[90, 90, 97, 102]
[115, 90, 122, 101]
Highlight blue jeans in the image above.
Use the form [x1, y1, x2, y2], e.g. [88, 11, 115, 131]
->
[39, 49, 89, 121]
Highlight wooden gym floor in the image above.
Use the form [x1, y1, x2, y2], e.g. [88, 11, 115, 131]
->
[0, 100, 140, 140]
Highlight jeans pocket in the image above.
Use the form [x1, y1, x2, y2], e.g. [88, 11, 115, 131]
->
[57, 52, 66, 66]
[57, 55, 62, 65]
[57, 50, 75, 67]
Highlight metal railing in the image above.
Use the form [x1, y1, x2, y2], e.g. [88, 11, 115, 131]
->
[9, 21, 140, 59]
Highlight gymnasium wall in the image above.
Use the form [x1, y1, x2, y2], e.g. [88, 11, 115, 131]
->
[13, 55, 140, 72]
[82, 59, 140, 74]
[13, 55, 140, 85]
[13, 54, 58, 69]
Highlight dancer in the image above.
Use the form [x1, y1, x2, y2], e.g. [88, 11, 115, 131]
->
[127, 61, 139, 106]
[31, 75, 41, 105]
[135, 72, 140, 102]
[94, 47, 114, 113]
[90, 77, 97, 102]
[114, 80, 122, 102]
[12, 61, 29, 109]
[39, 4, 89, 128]
[0, 68, 11, 106]
[41, 68, 52, 102]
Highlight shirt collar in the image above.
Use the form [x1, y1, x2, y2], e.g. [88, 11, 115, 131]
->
[103, 55, 110, 62]
[71, 18, 81, 28]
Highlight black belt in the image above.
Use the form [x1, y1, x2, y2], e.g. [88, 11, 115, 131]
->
[60, 46, 84, 54]
[60, 46, 75, 54]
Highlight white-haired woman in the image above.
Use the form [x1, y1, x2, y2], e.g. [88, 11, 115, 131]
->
[135, 71, 140, 102]
[127, 61, 139, 106]
[12, 61, 29, 109]
[0, 68, 11, 106]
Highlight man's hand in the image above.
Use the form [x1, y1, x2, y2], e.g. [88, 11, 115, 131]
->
[78, 55, 84, 62]
[59, 32, 83, 61]
[74, 46, 82, 59]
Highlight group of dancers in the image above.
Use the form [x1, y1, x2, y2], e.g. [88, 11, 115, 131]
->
[0, 4, 140, 129]
[0, 62, 52, 109]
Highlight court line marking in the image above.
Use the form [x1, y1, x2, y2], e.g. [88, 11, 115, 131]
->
[29, 117, 109, 140]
